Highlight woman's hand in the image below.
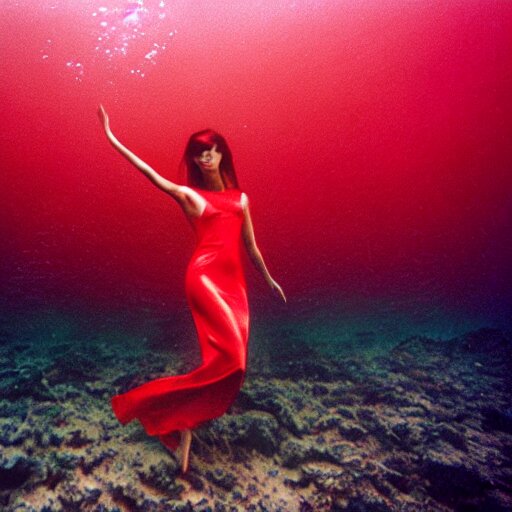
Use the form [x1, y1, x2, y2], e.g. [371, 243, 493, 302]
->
[98, 104, 111, 135]
[267, 278, 287, 303]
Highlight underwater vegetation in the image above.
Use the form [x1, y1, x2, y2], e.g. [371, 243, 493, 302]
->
[0, 322, 511, 511]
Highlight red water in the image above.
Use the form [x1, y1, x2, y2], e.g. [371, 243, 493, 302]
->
[2, 1, 511, 331]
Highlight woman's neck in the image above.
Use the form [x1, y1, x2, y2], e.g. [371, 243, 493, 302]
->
[202, 173, 225, 191]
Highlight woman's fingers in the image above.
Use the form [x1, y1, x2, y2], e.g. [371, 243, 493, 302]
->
[272, 281, 287, 303]
[98, 104, 107, 120]
[97, 104, 110, 129]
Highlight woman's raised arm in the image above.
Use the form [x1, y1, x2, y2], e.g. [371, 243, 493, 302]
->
[98, 104, 184, 200]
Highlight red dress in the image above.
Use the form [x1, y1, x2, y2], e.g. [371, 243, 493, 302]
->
[111, 186, 250, 450]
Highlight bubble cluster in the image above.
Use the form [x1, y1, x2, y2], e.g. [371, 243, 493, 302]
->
[66, 60, 85, 82]
[40, 38, 52, 61]
[40, 0, 176, 81]
[91, 0, 176, 77]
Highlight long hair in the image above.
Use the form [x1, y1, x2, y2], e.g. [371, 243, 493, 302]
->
[179, 129, 240, 190]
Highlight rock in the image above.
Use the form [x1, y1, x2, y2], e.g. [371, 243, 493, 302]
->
[46, 451, 82, 472]
[420, 450, 495, 507]
[209, 411, 280, 456]
[379, 456, 416, 494]
[0, 418, 31, 446]
[398, 406, 427, 418]
[481, 406, 512, 435]
[300, 465, 347, 491]
[338, 422, 367, 442]
[336, 406, 356, 420]
[353, 383, 399, 406]
[356, 409, 401, 450]
[46, 351, 100, 385]
[183, 471, 205, 491]
[458, 328, 511, 354]
[0, 365, 51, 400]
[205, 468, 237, 490]
[324, 443, 359, 466]
[298, 496, 315, 511]
[278, 439, 352, 468]
[167, 500, 195, 512]
[37, 463, 67, 492]
[313, 414, 342, 431]
[80, 448, 117, 475]
[109, 482, 159, 511]
[388, 421, 414, 449]
[311, 384, 329, 396]
[278, 439, 312, 468]
[238, 381, 308, 436]
[275, 359, 341, 381]
[0, 453, 37, 490]
[84, 381, 110, 398]
[283, 475, 309, 489]
[342, 493, 394, 512]
[324, 383, 360, 407]
[213, 501, 227, 512]
[137, 460, 182, 497]
[58, 482, 102, 510]
[32, 403, 62, 419]
[64, 429, 94, 448]
[390, 335, 445, 359]
[431, 422, 468, 451]
[34, 428, 64, 449]
[0, 399, 29, 419]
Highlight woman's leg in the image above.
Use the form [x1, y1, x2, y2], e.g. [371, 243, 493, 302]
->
[180, 429, 192, 473]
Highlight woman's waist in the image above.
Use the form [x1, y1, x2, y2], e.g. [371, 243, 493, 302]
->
[188, 247, 241, 268]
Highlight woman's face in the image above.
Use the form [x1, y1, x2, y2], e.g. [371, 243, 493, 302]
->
[193, 144, 223, 173]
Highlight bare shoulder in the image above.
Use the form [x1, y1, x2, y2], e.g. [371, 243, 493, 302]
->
[177, 186, 207, 217]
[179, 185, 205, 203]
[241, 192, 249, 210]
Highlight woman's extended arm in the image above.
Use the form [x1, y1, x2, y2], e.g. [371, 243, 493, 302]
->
[241, 194, 287, 303]
[97, 104, 182, 199]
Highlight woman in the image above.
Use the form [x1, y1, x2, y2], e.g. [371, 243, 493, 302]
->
[97, 105, 286, 473]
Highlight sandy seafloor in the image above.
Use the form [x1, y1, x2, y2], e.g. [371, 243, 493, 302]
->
[0, 303, 511, 512]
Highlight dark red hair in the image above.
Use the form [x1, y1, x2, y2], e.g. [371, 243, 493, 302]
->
[179, 129, 240, 190]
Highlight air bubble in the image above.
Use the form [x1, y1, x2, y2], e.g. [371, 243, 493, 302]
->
[64, 1, 177, 80]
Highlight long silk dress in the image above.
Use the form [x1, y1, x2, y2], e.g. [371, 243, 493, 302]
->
[111, 186, 250, 450]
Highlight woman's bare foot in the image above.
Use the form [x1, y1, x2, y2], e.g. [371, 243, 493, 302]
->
[180, 429, 192, 473]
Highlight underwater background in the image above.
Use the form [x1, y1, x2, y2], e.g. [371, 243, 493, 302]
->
[1, 1, 511, 510]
